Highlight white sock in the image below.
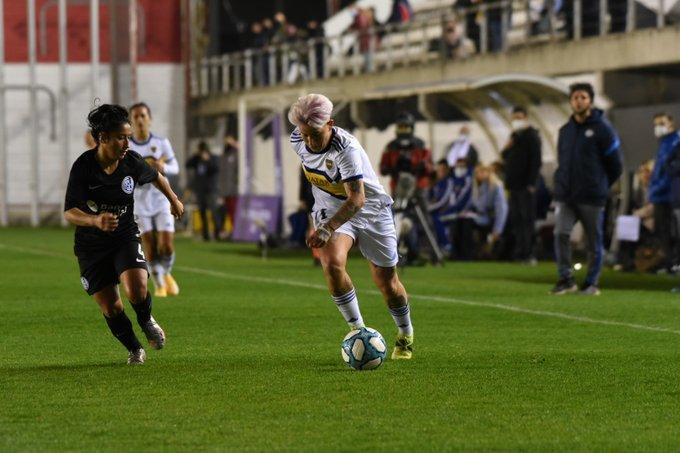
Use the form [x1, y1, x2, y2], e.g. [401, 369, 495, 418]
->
[332, 288, 365, 329]
[389, 303, 413, 336]
[162, 252, 175, 274]
[152, 262, 165, 288]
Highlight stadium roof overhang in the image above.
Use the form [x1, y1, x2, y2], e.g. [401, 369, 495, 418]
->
[349, 73, 570, 154]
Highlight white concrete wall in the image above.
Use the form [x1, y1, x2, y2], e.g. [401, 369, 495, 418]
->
[3, 63, 184, 209]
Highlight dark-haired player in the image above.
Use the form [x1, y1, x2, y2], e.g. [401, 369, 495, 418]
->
[64, 104, 184, 364]
[129, 102, 180, 298]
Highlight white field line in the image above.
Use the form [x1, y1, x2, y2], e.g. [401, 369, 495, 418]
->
[3, 242, 680, 337]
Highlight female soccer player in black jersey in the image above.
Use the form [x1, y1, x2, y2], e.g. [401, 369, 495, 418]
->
[64, 104, 184, 364]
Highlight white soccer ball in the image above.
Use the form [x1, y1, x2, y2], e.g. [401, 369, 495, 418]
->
[340, 327, 387, 371]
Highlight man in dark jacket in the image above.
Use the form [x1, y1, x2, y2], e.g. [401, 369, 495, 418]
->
[648, 112, 680, 273]
[551, 83, 623, 295]
[186, 141, 220, 241]
[502, 106, 542, 263]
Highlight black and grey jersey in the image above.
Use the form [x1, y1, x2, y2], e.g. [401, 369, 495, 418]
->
[64, 148, 158, 255]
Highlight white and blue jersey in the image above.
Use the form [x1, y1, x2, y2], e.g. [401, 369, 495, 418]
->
[290, 125, 398, 267]
[130, 133, 179, 217]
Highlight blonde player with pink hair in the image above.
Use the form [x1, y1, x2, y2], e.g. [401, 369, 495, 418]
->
[288, 93, 414, 359]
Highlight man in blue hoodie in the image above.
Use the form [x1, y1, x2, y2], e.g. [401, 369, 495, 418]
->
[551, 83, 623, 296]
[648, 112, 680, 273]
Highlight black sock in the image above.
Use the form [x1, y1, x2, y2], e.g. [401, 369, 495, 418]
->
[130, 292, 152, 327]
[104, 310, 142, 352]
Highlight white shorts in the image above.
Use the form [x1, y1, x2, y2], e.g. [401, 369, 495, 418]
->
[313, 204, 399, 268]
[136, 211, 175, 234]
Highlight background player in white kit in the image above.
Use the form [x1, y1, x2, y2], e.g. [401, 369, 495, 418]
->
[288, 94, 414, 359]
[130, 103, 180, 298]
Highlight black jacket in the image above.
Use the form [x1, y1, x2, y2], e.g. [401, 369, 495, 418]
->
[186, 154, 219, 196]
[502, 126, 542, 191]
[553, 109, 622, 207]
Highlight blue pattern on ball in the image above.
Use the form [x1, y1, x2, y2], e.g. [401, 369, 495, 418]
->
[341, 327, 387, 371]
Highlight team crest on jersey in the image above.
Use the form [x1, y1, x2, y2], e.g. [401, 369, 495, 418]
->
[325, 158, 334, 170]
[585, 129, 594, 137]
[86, 200, 98, 213]
[122, 176, 135, 194]
[151, 146, 157, 152]
[80, 277, 89, 291]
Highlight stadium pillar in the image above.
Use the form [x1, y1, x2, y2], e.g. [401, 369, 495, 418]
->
[90, 0, 99, 105]
[28, 0, 40, 226]
[0, 0, 7, 226]
[237, 97, 251, 195]
[58, 0, 69, 227]
[417, 94, 437, 154]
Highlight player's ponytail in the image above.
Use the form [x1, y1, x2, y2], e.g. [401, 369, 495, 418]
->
[87, 104, 130, 144]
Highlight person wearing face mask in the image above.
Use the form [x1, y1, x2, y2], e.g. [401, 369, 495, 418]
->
[445, 125, 479, 171]
[550, 83, 622, 296]
[501, 106, 542, 265]
[438, 158, 473, 259]
[648, 112, 680, 274]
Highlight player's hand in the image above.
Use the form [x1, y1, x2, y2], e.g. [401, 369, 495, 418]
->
[306, 224, 333, 248]
[170, 198, 184, 219]
[94, 212, 118, 232]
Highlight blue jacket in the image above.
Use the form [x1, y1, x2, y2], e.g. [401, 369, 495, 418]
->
[469, 182, 508, 235]
[663, 139, 680, 209]
[553, 109, 623, 207]
[649, 131, 680, 204]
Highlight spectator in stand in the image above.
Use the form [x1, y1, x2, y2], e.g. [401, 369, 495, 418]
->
[388, 0, 413, 24]
[457, 0, 507, 53]
[284, 23, 308, 83]
[550, 83, 622, 296]
[502, 106, 542, 264]
[430, 17, 475, 60]
[561, 0, 600, 38]
[306, 20, 326, 78]
[249, 21, 268, 85]
[445, 158, 474, 259]
[351, 6, 380, 72]
[445, 125, 479, 170]
[271, 12, 288, 45]
[429, 159, 455, 252]
[186, 141, 221, 241]
[262, 17, 275, 42]
[649, 112, 680, 272]
[456, 164, 508, 259]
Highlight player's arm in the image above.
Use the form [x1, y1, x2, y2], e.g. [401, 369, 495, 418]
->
[64, 208, 118, 232]
[160, 139, 180, 176]
[307, 178, 365, 248]
[152, 174, 184, 219]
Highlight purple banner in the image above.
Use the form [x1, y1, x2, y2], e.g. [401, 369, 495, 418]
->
[232, 195, 281, 242]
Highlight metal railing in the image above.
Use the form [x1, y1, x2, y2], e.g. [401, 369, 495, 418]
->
[191, 0, 673, 97]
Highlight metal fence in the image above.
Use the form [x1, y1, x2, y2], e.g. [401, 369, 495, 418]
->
[191, 0, 674, 97]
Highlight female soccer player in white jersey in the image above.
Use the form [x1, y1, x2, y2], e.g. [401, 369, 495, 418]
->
[129, 103, 180, 298]
[288, 94, 414, 359]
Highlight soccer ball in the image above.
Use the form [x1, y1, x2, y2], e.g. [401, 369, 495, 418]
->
[341, 327, 387, 371]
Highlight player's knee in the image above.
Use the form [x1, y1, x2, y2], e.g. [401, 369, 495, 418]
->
[101, 299, 123, 317]
[123, 281, 147, 303]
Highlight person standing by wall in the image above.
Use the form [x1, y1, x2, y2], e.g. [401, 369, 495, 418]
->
[186, 141, 220, 241]
[550, 83, 622, 296]
[648, 113, 680, 273]
[502, 106, 542, 264]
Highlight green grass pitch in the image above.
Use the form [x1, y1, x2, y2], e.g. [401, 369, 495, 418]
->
[2, 227, 680, 450]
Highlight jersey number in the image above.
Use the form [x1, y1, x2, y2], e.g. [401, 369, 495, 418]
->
[137, 244, 146, 263]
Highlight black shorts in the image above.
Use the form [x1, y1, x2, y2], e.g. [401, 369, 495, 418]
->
[76, 239, 149, 295]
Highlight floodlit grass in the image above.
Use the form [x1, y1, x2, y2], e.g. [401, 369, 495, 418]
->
[2, 227, 680, 451]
